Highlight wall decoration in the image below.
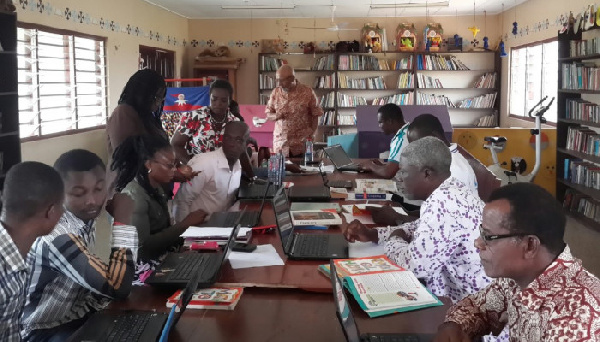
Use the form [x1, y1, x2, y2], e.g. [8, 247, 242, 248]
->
[424, 23, 443, 52]
[361, 23, 383, 53]
[396, 23, 416, 52]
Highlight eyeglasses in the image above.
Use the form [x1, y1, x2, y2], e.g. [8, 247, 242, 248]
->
[478, 225, 530, 245]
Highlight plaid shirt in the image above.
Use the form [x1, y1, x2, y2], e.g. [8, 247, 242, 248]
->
[0, 221, 30, 342]
[22, 210, 138, 338]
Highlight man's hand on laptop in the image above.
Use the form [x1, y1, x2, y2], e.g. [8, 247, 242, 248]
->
[358, 162, 373, 173]
[370, 158, 384, 166]
[366, 205, 402, 226]
[342, 220, 378, 243]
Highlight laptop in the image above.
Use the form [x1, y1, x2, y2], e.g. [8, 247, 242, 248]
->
[324, 144, 362, 172]
[320, 163, 353, 189]
[238, 154, 284, 200]
[273, 188, 348, 260]
[287, 183, 331, 202]
[329, 260, 434, 342]
[203, 183, 270, 227]
[146, 224, 242, 288]
[69, 262, 204, 342]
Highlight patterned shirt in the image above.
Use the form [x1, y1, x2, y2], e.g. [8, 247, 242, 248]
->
[377, 177, 490, 303]
[266, 82, 323, 157]
[388, 123, 410, 163]
[22, 210, 138, 338]
[176, 106, 239, 156]
[0, 221, 30, 342]
[445, 246, 600, 341]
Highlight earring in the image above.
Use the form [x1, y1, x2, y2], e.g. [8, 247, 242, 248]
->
[148, 169, 152, 174]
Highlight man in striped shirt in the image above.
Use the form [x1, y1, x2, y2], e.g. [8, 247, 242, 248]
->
[0, 162, 65, 342]
[22, 150, 138, 341]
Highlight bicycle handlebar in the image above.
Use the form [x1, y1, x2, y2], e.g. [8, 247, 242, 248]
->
[532, 97, 555, 117]
[528, 96, 548, 117]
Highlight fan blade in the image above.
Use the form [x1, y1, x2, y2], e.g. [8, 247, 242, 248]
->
[291, 26, 329, 30]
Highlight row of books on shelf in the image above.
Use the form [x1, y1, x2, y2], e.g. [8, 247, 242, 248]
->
[416, 54, 470, 71]
[338, 55, 393, 71]
[565, 98, 600, 123]
[569, 38, 600, 58]
[561, 62, 600, 90]
[319, 91, 335, 108]
[563, 189, 600, 224]
[396, 71, 414, 88]
[475, 113, 498, 127]
[564, 158, 600, 190]
[455, 92, 497, 109]
[312, 74, 335, 89]
[337, 93, 367, 107]
[566, 126, 600, 156]
[372, 92, 415, 106]
[416, 74, 443, 88]
[473, 72, 497, 88]
[337, 74, 386, 89]
[259, 74, 276, 89]
[319, 111, 356, 126]
[260, 56, 285, 71]
[416, 93, 455, 107]
[312, 55, 336, 71]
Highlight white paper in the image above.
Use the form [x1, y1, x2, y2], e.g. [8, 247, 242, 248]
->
[348, 242, 385, 258]
[341, 204, 407, 216]
[299, 164, 335, 173]
[180, 227, 252, 238]
[252, 117, 267, 127]
[227, 244, 285, 269]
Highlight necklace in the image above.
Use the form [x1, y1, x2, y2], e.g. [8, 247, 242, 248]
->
[210, 110, 227, 124]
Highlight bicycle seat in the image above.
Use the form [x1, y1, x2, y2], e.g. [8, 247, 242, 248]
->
[484, 136, 507, 143]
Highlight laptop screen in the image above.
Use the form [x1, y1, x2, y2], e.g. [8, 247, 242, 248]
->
[272, 188, 294, 254]
[329, 260, 362, 342]
[324, 145, 354, 168]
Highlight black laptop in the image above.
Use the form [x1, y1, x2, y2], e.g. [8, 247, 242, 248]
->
[287, 183, 331, 202]
[272, 188, 347, 260]
[69, 261, 204, 342]
[238, 155, 283, 200]
[329, 260, 434, 342]
[203, 183, 270, 227]
[324, 144, 362, 172]
[320, 163, 353, 189]
[146, 224, 241, 288]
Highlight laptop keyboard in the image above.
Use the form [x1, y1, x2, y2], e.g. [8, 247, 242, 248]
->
[222, 213, 242, 227]
[368, 335, 421, 342]
[106, 312, 154, 341]
[169, 253, 207, 281]
[296, 235, 330, 257]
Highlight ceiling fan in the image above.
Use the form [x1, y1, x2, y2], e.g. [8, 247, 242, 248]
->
[292, 5, 359, 32]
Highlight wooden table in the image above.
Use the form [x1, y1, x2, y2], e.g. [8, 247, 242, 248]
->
[109, 168, 451, 341]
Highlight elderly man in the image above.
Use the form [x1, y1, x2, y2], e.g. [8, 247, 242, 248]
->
[434, 183, 600, 341]
[343, 136, 490, 303]
[265, 64, 323, 157]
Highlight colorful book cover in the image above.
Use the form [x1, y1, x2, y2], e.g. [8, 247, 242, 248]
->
[166, 287, 243, 310]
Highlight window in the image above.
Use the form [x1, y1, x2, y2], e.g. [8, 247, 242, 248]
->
[17, 25, 107, 138]
[139, 45, 174, 79]
[509, 40, 558, 123]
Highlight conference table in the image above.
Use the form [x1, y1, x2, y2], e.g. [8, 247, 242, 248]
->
[109, 162, 451, 341]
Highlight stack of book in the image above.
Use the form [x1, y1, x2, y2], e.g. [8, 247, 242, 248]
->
[372, 92, 415, 106]
[319, 91, 336, 108]
[565, 98, 600, 123]
[396, 71, 414, 88]
[180, 227, 252, 250]
[566, 126, 600, 156]
[259, 74, 276, 89]
[416, 93, 455, 107]
[338, 55, 389, 71]
[311, 55, 335, 70]
[473, 72, 497, 88]
[167, 287, 243, 310]
[417, 74, 443, 88]
[337, 93, 367, 107]
[312, 74, 335, 89]
[564, 158, 600, 190]
[260, 56, 285, 71]
[353, 179, 397, 199]
[318, 256, 442, 317]
[391, 56, 413, 70]
[319, 110, 337, 125]
[570, 37, 600, 58]
[455, 92, 497, 109]
[562, 62, 600, 90]
[416, 54, 469, 71]
[475, 113, 498, 127]
[337, 75, 386, 89]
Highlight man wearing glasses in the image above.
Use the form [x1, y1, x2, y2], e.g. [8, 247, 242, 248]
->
[434, 182, 600, 341]
[265, 64, 323, 158]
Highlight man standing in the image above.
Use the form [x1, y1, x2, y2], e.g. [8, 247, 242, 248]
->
[265, 64, 323, 157]
[173, 122, 249, 222]
[434, 183, 600, 341]
[0, 162, 64, 342]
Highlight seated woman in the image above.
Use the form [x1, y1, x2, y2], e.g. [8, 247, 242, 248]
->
[110, 135, 207, 281]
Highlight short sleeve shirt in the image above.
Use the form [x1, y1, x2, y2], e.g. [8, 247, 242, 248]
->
[176, 106, 240, 156]
[388, 123, 410, 163]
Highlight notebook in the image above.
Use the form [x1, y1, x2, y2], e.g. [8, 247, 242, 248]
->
[324, 144, 362, 172]
[272, 188, 347, 260]
[329, 260, 435, 342]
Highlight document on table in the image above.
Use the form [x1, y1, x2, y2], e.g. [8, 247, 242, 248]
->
[299, 164, 335, 173]
[180, 227, 252, 238]
[227, 244, 285, 269]
[348, 241, 385, 258]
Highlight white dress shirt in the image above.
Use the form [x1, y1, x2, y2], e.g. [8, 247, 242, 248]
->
[449, 143, 478, 194]
[172, 148, 242, 223]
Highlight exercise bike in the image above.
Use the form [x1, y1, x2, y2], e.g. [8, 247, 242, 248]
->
[483, 96, 554, 185]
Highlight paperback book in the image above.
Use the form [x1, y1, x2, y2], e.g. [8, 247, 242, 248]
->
[291, 210, 342, 226]
[166, 287, 243, 310]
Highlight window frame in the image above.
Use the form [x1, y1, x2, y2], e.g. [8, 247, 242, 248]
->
[17, 23, 108, 142]
[508, 37, 558, 126]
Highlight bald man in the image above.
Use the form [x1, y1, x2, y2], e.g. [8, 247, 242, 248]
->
[265, 64, 323, 157]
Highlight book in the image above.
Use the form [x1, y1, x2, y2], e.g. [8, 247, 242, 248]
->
[353, 193, 387, 200]
[354, 179, 398, 193]
[166, 287, 243, 310]
[330, 187, 349, 199]
[318, 255, 442, 318]
[291, 210, 342, 226]
[290, 202, 341, 213]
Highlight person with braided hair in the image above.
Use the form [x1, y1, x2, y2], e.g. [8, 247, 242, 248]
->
[109, 135, 207, 282]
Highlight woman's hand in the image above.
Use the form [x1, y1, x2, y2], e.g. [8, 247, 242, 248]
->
[173, 165, 200, 183]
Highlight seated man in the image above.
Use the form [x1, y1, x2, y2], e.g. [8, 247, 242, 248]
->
[23, 150, 138, 341]
[435, 183, 600, 341]
[173, 121, 250, 223]
[0, 162, 64, 342]
[343, 137, 490, 303]
[360, 103, 409, 178]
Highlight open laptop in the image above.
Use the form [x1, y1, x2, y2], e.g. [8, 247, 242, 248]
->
[273, 188, 347, 260]
[324, 144, 362, 172]
[146, 223, 242, 288]
[238, 154, 284, 200]
[329, 260, 434, 342]
[320, 163, 353, 189]
[69, 262, 204, 342]
[287, 183, 331, 202]
[203, 183, 270, 227]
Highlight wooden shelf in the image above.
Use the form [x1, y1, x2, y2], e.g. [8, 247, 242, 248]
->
[416, 69, 496, 72]
[558, 118, 600, 129]
[557, 147, 600, 164]
[558, 178, 600, 199]
[337, 69, 411, 72]
[559, 53, 600, 62]
[448, 107, 496, 110]
[336, 88, 412, 91]
[0, 132, 18, 139]
[417, 87, 497, 91]
[558, 89, 600, 94]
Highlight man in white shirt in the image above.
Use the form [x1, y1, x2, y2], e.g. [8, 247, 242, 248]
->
[173, 121, 249, 223]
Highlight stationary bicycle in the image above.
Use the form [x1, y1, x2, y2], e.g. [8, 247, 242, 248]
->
[483, 96, 554, 185]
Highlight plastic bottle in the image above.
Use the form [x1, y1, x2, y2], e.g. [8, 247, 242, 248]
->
[267, 153, 277, 183]
[276, 151, 285, 186]
[304, 137, 314, 165]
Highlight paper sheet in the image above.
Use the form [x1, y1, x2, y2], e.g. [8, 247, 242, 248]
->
[180, 227, 252, 238]
[299, 164, 335, 173]
[348, 242, 385, 258]
[341, 204, 407, 216]
[227, 244, 285, 269]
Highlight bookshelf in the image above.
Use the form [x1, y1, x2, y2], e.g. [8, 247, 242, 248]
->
[0, 10, 20, 202]
[557, 25, 600, 233]
[258, 50, 500, 142]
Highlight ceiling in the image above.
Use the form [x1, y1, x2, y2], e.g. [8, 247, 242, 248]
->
[143, 0, 528, 19]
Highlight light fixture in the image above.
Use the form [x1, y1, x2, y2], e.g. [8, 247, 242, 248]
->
[221, 5, 296, 10]
[370, 1, 449, 9]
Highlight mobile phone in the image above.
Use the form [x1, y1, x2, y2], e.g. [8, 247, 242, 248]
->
[231, 242, 257, 253]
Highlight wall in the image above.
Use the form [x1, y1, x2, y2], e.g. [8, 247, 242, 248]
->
[186, 15, 501, 106]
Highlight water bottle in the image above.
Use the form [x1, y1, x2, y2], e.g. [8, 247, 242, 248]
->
[276, 151, 285, 186]
[267, 153, 277, 183]
[304, 137, 314, 165]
